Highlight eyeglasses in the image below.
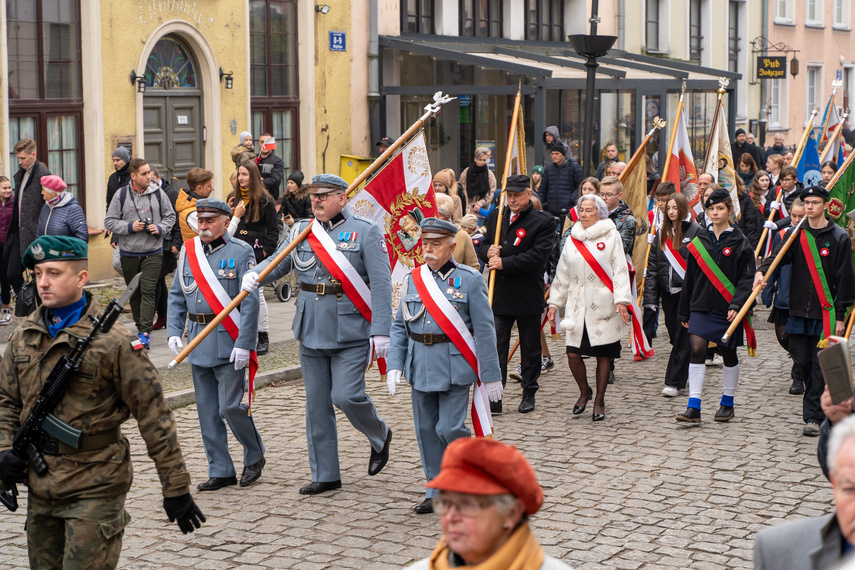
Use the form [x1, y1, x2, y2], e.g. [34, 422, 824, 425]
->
[311, 192, 343, 202]
[600, 192, 620, 198]
[434, 496, 493, 517]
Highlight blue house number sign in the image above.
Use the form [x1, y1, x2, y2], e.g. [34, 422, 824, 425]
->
[329, 32, 346, 52]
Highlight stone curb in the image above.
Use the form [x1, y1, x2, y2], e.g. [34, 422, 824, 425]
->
[164, 364, 304, 409]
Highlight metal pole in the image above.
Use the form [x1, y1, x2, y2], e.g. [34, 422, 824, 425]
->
[582, 55, 598, 176]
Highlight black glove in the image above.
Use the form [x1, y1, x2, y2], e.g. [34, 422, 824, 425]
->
[163, 493, 206, 534]
[0, 449, 27, 485]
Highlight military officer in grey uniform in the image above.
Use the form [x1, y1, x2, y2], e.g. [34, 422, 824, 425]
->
[167, 198, 266, 491]
[387, 217, 503, 514]
[242, 174, 393, 495]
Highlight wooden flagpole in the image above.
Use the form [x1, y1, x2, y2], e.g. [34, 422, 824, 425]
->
[820, 107, 850, 163]
[792, 106, 821, 166]
[702, 79, 728, 174]
[818, 79, 843, 146]
[487, 86, 523, 306]
[168, 92, 455, 369]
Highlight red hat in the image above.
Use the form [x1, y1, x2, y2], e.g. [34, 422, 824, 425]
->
[426, 438, 544, 515]
[40, 175, 67, 193]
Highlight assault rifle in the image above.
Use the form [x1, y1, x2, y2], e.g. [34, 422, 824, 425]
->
[0, 274, 140, 512]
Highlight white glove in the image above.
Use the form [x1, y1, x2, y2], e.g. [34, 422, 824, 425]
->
[230, 347, 251, 370]
[642, 268, 647, 278]
[647, 233, 655, 244]
[764, 220, 777, 230]
[770, 201, 781, 211]
[168, 336, 183, 356]
[387, 369, 402, 395]
[372, 335, 390, 359]
[484, 381, 504, 403]
[241, 272, 260, 293]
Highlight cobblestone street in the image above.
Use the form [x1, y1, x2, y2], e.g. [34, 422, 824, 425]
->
[0, 308, 837, 569]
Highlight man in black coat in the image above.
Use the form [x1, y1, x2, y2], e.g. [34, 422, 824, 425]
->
[106, 146, 132, 210]
[7, 138, 49, 296]
[477, 175, 556, 414]
[731, 128, 764, 171]
[257, 133, 285, 199]
[756, 186, 855, 438]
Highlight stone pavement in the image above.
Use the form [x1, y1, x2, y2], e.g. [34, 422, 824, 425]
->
[0, 303, 841, 569]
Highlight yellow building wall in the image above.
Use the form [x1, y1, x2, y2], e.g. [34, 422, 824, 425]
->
[90, 0, 248, 280]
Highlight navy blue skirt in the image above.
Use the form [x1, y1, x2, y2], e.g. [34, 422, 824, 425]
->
[687, 311, 743, 349]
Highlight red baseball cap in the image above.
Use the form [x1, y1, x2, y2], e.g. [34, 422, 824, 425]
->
[426, 438, 544, 515]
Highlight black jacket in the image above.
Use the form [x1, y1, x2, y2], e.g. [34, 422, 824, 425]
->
[765, 144, 787, 162]
[281, 191, 312, 221]
[10, 161, 50, 256]
[229, 193, 280, 262]
[758, 218, 855, 323]
[731, 142, 764, 171]
[643, 220, 702, 306]
[539, 157, 582, 218]
[106, 164, 131, 212]
[477, 202, 555, 316]
[678, 226, 756, 322]
[257, 153, 285, 199]
[737, 191, 763, 248]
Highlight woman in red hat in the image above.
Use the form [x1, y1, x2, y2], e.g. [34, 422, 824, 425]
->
[406, 438, 573, 569]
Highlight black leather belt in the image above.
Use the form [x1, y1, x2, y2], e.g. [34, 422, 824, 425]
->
[188, 313, 216, 324]
[42, 427, 123, 455]
[409, 331, 452, 345]
[301, 282, 344, 295]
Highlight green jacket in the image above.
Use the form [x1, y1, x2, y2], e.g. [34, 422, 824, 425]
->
[0, 297, 191, 500]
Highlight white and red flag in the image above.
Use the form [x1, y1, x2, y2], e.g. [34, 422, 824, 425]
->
[665, 111, 698, 199]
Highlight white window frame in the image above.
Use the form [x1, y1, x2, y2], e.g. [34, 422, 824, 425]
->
[645, 0, 670, 54]
[806, 65, 823, 126]
[775, 0, 794, 24]
[834, 0, 851, 29]
[769, 79, 783, 129]
[806, 0, 823, 27]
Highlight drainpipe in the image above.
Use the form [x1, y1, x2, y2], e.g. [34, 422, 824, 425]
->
[368, 0, 381, 153]
[617, 0, 625, 51]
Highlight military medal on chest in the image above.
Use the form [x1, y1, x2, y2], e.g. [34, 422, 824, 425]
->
[337, 232, 357, 250]
[227, 258, 236, 278]
[219, 260, 226, 276]
[446, 277, 463, 298]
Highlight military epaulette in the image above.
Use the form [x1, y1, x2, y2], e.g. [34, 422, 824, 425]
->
[454, 264, 480, 276]
[351, 214, 377, 225]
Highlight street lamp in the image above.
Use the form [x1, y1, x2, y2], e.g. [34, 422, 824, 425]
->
[219, 67, 234, 90]
[568, 0, 617, 176]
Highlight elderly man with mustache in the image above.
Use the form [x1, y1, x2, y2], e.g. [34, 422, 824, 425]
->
[387, 217, 502, 515]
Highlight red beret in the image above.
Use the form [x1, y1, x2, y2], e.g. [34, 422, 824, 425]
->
[40, 174, 67, 193]
[426, 438, 544, 515]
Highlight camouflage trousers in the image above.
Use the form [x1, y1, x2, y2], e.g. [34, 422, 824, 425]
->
[26, 491, 131, 570]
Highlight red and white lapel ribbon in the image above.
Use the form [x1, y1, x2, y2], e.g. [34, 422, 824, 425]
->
[412, 265, 492, 437]
[307, 219, 386, 372]
[186, 237, 259, 413]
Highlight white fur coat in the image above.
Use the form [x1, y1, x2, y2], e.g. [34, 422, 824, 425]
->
[547, 219, 633, 347]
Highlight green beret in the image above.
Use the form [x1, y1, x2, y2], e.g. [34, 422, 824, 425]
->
[23, 235, 88, 269]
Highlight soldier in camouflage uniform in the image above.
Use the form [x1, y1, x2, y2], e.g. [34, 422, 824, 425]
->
[0, 235, 204, 569]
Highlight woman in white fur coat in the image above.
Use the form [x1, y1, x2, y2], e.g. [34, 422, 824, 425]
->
[547, 194, 632, 422]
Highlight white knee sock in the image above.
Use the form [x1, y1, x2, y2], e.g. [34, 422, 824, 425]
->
[688, 363, 705, 409]
[721, 363, 739, 406]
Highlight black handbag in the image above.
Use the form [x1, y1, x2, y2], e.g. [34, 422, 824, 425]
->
[14, 274, 39, 317]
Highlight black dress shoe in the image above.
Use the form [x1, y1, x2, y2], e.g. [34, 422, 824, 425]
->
[413, 498, 434, 514]
[256, 332, 269, 356]
[299, 480, 342, 495]
[608, 371, 616, 384]
[518, 391, 535, 414]
[714, 405, 735, 422]
[490, 400, 502, 415]
[573, 387, 593, 415]
[197, 476, 237, 491]
[240, 457, 265, 486]
[676, 407, 701, 423]
[789, 379, 805, 395]
[368, 429, 392, 476]
[592, 404, 605, 422]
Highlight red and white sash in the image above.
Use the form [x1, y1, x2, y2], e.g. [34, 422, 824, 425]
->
[185, 237, 259, 413]
[411, 265, 492, 437]
[569, 207, 579, 223]
[306, 219, 386, 373]
[661, 234, 687, 280]
[570, 237, 654, 360]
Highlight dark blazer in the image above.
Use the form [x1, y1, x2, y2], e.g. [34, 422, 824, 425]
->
[754, 513, 844, 570]
[10, 161, 50, 255]
[476, 201, 555, 316]
[678, 226, 756, 322]
[737, 191, 763, 248]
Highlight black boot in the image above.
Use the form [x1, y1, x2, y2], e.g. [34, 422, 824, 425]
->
[789, 363, 804, 395]
[256, 332, 269, 356]
[518, 390, 536, 413]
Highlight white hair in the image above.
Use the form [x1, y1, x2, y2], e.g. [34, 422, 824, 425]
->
[577, 194, 609, 219]
[828, 414, 855, 476]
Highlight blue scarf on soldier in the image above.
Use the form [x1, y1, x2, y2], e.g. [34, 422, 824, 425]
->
[46, 292, 87, 338]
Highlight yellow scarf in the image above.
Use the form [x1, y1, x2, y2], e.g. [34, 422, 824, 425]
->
[427, 522, 545, 570]
[239, 186, 250, 204]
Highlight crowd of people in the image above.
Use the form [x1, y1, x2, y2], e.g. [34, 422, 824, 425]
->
[2, 123, 855, 568]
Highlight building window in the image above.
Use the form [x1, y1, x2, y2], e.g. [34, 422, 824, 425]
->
[645, 0, 660, 52]
[250, 0, 298, 98]
[845, 67, 853, 111]
[776, 0, 794, 22]
[807, 66, 821, 121]
[728, 2, 740, 73]
[250, 0, 300, 179]
[144, 37, 197, 89]
[770, 79, 782, 128]
[460, 0, 502, 38]
[7, 0, 85, 207]
[835, 0, 850, 28]
[689, 0, 703, 62]
[806, 0, 822, 25]
[525, 0, 564, 42]
[401, 0, 434, 34]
